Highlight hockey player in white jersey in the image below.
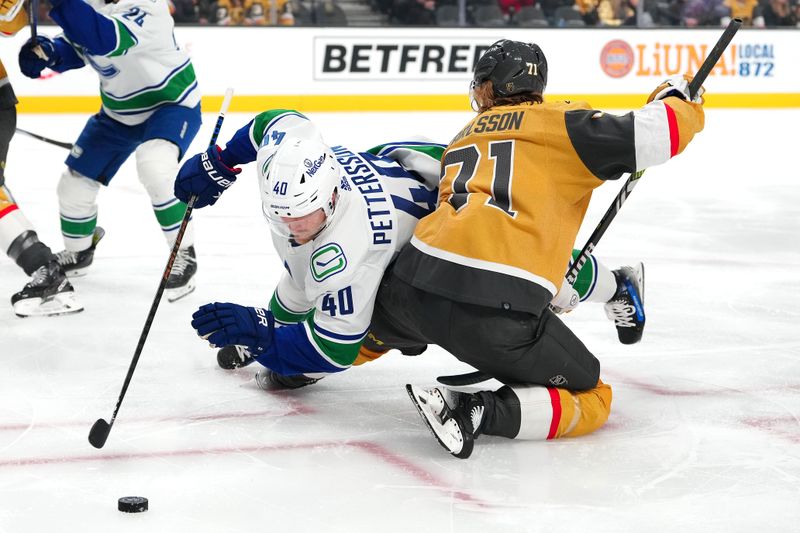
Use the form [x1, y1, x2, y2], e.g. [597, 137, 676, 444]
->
[18, 0, 202, 301]
[174, 109, 645, 390]
[175, 110, 442, 388]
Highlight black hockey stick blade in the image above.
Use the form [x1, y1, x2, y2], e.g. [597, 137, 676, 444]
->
[88, 419, 111, 449]
[15, 127, 74, 150]
[437, 370, 492, 386]
[86, 88, 234, 451]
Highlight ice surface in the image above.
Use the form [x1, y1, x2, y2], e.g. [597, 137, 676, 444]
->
[1, 110, 798, 533]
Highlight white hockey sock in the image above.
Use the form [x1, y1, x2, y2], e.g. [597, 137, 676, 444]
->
[135, 139, 194, 249]
[57, 169, 100, 252]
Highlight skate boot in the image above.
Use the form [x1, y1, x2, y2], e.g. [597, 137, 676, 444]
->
[217, 345, 256, 370]
[604, 262, 645, 345]
[166, 245, 197, 302]
[56, 226, 105, 277]
[255, 369, 322, 390]
[405, 384, 486, 459]
[11, 260, 84, 317]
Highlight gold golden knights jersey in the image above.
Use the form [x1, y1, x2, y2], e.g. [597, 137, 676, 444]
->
[1, 0, 27, 108]
[394, 97, 704, 314]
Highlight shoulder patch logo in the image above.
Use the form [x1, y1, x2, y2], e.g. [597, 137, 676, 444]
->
[310, 243, 347, 282]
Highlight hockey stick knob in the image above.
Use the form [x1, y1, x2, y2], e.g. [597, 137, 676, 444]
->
[88, 419, 112, 449]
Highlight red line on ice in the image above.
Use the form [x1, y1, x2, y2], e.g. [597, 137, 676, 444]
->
[0, 399, 314, 432]
[0, 440, 491, 507]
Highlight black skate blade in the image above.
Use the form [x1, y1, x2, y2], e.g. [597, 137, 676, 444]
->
[436, 371, 491, 386]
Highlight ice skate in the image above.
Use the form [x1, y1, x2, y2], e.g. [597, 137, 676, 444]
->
[11, 261, 83, 317]
[255, 368, 321, 390]
[56, 226, 105, 277]
[217, 345, 256, 370]
[406, 384, 485, 459]
[166, 245, 197, 302]
[604, 262, 646, 345]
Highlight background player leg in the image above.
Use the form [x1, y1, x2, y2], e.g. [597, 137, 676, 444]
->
[55, 168, 104, 276]
[2, 185, 81, 316]
[135, 139, 197, 301]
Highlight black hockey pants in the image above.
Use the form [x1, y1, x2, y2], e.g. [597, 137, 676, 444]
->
[366, 267, 601, 392]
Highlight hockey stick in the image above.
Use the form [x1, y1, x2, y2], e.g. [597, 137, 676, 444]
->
[29, 0, 37, 40]
[437, 19, 743, 388]
[88, 88, 234, 449]
[15, 127, 74, 150]
[28, 0, 48, 60]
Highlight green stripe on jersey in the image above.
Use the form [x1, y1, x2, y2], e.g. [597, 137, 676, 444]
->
[61, 215, 97, 238]
[251, 109, 306, 146]
[100, 62, 197, 111]
[153, 200, 187, 228]
[367, 143, 445, 161]
[269, 293, 310, 323]
[107, 20, 137, 58]
[571, 249, 596, 299]
[307, 313, 361, 367]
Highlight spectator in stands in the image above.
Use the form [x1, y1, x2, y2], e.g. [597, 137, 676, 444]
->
[651, 0, 683, 24]
[238, 0, 294, 24]
[391, 0, 436, 24]
[721, 0, 759, 23]
[215, 0, 245, 24]
[539, 0, 575, 21]
[172, 0, 209, 23]
[682, 0, 727, 24]
[760, 0, 797, 24]
[576, 0, 601, 23]
[498, 0, 535, 17]
[598, 0, 632, 23]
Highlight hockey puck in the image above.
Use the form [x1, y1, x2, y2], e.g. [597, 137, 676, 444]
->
[118, 496, 148, 513]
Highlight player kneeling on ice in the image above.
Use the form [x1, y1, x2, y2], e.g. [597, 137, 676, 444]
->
[390, 40, 704, 459]
[175, 109, 648, 399]
[18, 0, 202, 302]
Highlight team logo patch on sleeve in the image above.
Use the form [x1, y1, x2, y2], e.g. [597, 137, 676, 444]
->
[311, 243, 347, 281]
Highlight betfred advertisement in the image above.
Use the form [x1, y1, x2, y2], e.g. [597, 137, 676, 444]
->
[5, 26, 799, 111]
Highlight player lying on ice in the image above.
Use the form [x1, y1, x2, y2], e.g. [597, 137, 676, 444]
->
[173, 100, 654, 454]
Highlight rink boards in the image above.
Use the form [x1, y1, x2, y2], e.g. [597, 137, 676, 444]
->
[4, 26, 800, 112]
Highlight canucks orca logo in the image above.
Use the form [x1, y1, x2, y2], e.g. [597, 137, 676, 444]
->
[310, 243, 347, 282]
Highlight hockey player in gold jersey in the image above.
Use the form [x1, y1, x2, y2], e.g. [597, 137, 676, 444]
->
[1, 0, 82, 316]
[370, 39, 705, 458]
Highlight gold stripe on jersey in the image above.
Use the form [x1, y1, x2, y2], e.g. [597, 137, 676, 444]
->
[413, 101, 604, 299]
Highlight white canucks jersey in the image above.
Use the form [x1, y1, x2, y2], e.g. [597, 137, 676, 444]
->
[64, 0, 199, 125]
[249, 111, 442, 368]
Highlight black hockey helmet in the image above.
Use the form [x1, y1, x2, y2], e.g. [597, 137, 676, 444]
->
[473, 40, 548, 98]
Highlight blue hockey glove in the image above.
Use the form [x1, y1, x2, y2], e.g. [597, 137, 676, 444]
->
[174, 146, 241, 208]
[192, 302, 275, 353]
[18, 36, 59, 79]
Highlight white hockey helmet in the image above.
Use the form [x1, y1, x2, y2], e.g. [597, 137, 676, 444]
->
[259, 138, 341, 240]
